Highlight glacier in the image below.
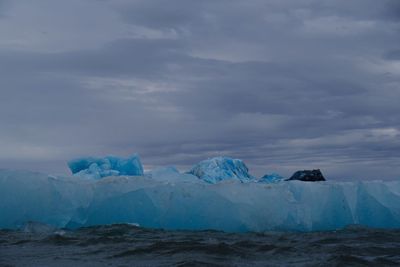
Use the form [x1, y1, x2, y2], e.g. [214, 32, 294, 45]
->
[1, 168, 400, 232]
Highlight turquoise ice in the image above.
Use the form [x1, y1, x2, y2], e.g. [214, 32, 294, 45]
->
[1, 168, 399, 232]
[68, 154, 143, 179]
[259, 173, 285, 183]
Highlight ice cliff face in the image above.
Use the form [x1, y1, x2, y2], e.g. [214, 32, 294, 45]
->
[2, 154, 398, 232]
[188, 157, 255, 184]
[68, 154, 144, 179]
[1, 169, 400, 232]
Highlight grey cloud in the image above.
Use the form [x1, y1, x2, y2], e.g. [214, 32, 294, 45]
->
[383, 0, 400, 21]
[0, 0, 399, 179]
[0, 38, 185, 77]
[116, 0, 206, 29]
[384, 50, 400, 60]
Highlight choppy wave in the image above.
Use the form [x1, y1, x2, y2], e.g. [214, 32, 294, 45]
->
[1, 223, 400, 266]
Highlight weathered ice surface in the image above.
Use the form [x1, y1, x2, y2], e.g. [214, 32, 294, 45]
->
[1, 169, 399, 232]
[188, 157, 255, 184]
[68, 154, 144, 179]
[147, 166, 200, 183]
[259, 173, 285, 183]
[287, 169, 326, 182]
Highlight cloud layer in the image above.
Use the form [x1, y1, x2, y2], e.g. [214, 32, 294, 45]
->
[0, 0, 399, 179]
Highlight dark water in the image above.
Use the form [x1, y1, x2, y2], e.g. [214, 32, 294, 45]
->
[1, 224, 400, 267]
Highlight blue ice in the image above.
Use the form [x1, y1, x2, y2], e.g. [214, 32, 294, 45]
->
[1, 168, 400, 232]
[1, 154, 400, 232]
[259, 173, 285, 183]
[68, 154, 143, 179]
[188, 157, 255, 184]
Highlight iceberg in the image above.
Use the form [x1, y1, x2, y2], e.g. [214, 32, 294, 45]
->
[188, 157, 255, 184]
[68, 154, 144, 179]
[1, 168, 400, 232]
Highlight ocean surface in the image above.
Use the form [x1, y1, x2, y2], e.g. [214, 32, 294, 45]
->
[1, 223, 400, 267]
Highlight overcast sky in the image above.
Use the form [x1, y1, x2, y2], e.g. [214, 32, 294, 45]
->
[0, 0, 400, 179]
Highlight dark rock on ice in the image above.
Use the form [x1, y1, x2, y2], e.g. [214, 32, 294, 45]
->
[286, 169, 326, 182]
